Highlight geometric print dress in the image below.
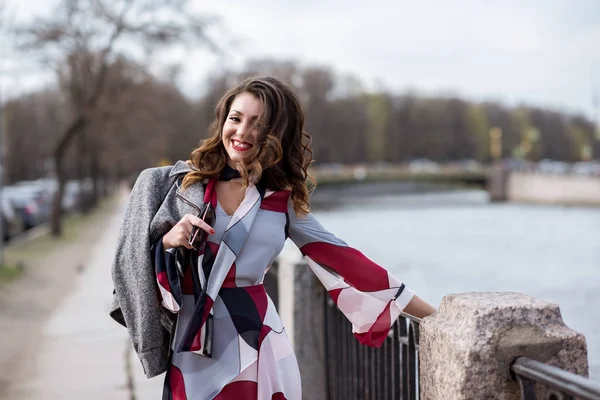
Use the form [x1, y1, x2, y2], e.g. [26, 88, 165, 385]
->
[153, 180, 415, 400]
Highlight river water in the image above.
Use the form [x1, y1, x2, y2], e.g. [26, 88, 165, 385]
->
[309, 188, 600, 381]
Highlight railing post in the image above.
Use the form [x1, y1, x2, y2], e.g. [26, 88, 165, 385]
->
[419, 292, 588, 400]
[293, 259, 328, 400]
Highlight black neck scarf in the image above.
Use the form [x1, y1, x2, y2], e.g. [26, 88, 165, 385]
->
[217, 164, 243, 181]
[216, 164, 267, 196]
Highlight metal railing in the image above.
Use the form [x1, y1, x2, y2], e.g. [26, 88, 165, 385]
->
[512, 357, 600, 400]
[323, 295, 421, 400]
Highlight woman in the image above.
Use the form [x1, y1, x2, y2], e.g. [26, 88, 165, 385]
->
[111, 76, 436, 400]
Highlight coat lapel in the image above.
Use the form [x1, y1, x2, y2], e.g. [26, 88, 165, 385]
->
[170, 160, 206, 215]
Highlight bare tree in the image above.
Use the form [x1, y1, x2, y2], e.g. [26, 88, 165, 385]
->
[15, 0, 219, 236]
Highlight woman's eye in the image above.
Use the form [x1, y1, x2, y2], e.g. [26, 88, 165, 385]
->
[229, 116, 240, 122]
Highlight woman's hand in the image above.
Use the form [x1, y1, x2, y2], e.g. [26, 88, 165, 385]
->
[162, 214, 215, 250]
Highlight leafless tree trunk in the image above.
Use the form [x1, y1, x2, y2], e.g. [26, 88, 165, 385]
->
[14, 0, 220, 236]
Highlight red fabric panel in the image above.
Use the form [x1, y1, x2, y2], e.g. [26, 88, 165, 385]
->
[301, 242, 389, 292]
[258, 325, 272, 348]
[245, 285, 268, 321]
[260, 190, 290, 213]
[157, 271, 171, 294]
[272, 393, 287, 400]
[214, 380, 258, 400]
[204, 177, 218, 208]
[207, 240, 219, 256]
[222, 262, 237, 288]
[168, 364, 188, 400]
[329, 288, 343, 304]
[190, 296, 215, 352]
[353, 301, 392, 347]
[203, 297, 214, 322]
[181, 266, 194, 295]
[190, 328, 202, 352]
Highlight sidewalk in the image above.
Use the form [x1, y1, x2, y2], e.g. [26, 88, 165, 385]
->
[7, 195, 163, 399]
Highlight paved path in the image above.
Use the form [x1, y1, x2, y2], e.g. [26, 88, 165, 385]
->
[10, 195, 164, 399]
[7, 193, 302, 399]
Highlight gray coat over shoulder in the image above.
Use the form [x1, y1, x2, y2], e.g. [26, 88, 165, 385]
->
[110, 160, 205, 378]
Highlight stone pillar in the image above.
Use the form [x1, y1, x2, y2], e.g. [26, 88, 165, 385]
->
[419, 292, 588, 400]
[293, 260, 327, 400]
[488, 162, 509, 202]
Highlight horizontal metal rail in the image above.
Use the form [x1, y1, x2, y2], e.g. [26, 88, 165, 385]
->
[512, 357, 600, 400]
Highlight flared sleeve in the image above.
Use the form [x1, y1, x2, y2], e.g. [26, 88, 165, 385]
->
[287, 202, 415, 347]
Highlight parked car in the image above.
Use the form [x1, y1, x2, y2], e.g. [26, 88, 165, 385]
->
[1, 195, 24, 241]
[3, 188, 44, 230]
[572, 161, 600, 176]
[12, 182, 53, 222]
[538, 159, 570, 175]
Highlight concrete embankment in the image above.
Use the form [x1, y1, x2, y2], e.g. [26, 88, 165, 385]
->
[489, 165, 600, 207]
[507, 171, 600, 207]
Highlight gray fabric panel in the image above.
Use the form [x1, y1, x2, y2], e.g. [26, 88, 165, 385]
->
[287, 200, 348, 249]
[172, 296, 241, 399]
[223, 218, 250, 255]
[236, 210, 287, 286]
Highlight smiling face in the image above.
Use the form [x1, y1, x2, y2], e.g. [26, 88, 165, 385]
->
[222, 92, 263, 168]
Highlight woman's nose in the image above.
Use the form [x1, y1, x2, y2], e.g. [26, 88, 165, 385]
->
[236, 123, 247, 135]
[237, 123, 252, 137]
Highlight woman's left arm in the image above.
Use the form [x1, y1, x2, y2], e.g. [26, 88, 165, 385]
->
[287, 204, 436, 346]
[404, 294, 437, 319]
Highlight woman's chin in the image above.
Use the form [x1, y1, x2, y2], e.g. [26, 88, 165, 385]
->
[227, 157, 249, 167]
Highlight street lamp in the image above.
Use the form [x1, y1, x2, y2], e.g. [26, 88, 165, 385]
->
[490, 127, 503, 161]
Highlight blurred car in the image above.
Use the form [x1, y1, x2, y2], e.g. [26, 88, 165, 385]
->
[1, 195, 24, 241]
[408, 158, 440, 173]
[572, 161, 600, 176]
[13, 182, 53, 222]
[3, 187, 45, 230]
[64, 180, 92, 213]
[538, 159, 570, 175]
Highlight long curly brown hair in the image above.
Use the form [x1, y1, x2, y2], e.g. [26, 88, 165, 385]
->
[182, 76, 316, 214]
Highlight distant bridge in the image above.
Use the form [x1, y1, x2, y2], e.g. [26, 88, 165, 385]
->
[312, 165, 489, 189]
[313, 164, 600, 207]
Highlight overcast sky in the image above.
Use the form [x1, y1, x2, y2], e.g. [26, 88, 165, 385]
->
[2, 0, 600, 119]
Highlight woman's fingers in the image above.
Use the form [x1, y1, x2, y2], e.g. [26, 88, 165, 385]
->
[186, 214, 215, 235]
[163, 214, 214, 250]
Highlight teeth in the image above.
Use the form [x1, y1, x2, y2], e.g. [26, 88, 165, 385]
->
[233, 140, 251, 149]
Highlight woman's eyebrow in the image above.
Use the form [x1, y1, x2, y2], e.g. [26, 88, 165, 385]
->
[230, 109, 259, 120]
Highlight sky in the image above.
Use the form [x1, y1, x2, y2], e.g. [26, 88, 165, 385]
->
[2, 0, 600, 120]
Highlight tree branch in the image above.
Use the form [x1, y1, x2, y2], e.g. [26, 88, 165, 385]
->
[86, 0, 135, 108]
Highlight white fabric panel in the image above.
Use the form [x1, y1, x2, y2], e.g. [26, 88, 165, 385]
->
[257, 331, 301, 400]
[157, 281, 181, 312]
